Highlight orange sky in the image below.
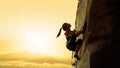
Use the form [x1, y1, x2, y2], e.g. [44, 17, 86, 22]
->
[0, 0, 78, 58]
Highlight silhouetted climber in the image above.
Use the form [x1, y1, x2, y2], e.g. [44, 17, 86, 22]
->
[56, 23, 85, 60]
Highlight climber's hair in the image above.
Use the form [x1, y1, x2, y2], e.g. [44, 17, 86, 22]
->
[56, 23, 71, 38]
[56, 27, 62, 38]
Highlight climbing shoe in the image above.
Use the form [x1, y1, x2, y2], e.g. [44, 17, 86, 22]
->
[74, 55, 80, 60]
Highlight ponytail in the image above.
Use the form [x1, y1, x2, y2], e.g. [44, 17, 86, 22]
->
[56, 27, 62, 38]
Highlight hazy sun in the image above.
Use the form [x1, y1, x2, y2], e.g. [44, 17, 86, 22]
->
[21, 29, 54, 54]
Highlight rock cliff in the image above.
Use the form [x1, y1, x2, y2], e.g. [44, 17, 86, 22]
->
[75, 0, 120, 68]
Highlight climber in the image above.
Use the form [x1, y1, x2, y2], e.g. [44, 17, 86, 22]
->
[56, 23, 85, 60]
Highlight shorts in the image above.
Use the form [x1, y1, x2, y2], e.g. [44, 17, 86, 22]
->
[76, 39, 82, 46]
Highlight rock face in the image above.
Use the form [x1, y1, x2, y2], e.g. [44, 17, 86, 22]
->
[75, 0, 120, 68]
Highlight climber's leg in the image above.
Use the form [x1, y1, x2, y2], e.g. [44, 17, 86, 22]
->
[74, 39, 82, 60]
[74, 45, 80, 60]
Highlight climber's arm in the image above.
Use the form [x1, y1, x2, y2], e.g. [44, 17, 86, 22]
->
[75, 29, 84, 37]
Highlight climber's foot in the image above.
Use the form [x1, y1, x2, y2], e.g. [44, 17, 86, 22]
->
[74, 55, 80, 60]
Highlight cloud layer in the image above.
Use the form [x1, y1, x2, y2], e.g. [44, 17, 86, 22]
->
[0, 52, 71, 68]
[0, 61, 71, 68]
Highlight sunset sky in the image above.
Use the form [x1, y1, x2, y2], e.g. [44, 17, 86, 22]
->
[0, 0, 78, 60]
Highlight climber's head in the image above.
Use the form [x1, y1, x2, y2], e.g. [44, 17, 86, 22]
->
[62, 23, 71, 31]
[56, 22, 71, 37]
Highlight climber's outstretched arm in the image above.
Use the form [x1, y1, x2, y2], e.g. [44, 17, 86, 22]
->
[75, 29, 84, 37]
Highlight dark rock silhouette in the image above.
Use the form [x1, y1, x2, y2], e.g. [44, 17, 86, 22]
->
[75, 0, 120, 68]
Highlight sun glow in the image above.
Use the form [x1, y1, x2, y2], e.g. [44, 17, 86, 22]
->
[0, 0, 78, 58]
[21, 29, 54, 55]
